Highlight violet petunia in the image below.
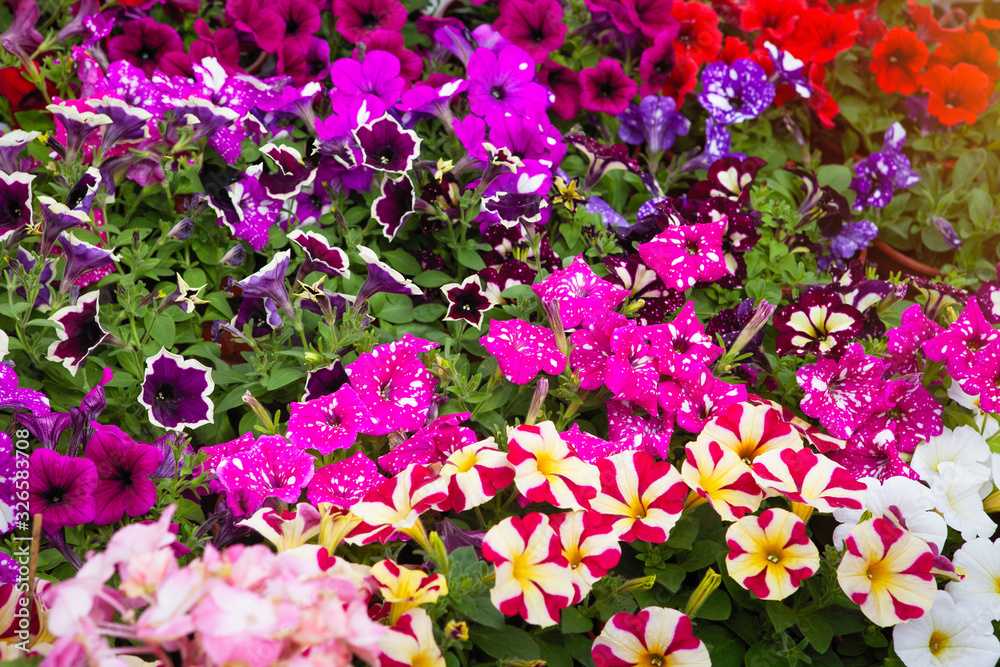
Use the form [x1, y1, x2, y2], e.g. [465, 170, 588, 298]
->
[466, 44, 549, 119]
[138, 348, 215, 431]
[28, 448, 97, 531]
[87, 96, 152, 156]
[57, 233, 121, 295]
[355, 246, 421, 308]
[37, 196, 90, 257]
[697, 59, 775, 125]
[236, 250, 294, 321]
[617, 95, 690, 155]
[0, 131, 40, 175]
[85, 423, 163, 525]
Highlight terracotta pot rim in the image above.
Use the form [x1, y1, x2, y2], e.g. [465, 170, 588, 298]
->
[870, 239, 943, 278]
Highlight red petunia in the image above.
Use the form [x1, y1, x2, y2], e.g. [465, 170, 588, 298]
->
[870, 27, 929, 95]
[927, 31, 1000, 84]
[805, 63, 839, 128]
[660, 55, 699, 106]
[719, 36, 751, 65]
[785, 8, 859, 64]
[740, 0, 806, 44]
[920, 63, 992, 126]
[671, 0, 721, 66]
[907, 0, 963, 44]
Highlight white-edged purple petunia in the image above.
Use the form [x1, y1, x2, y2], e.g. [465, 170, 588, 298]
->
[46, 291, 118, 376]
[355, 114, 421, 173]
[441, 275, 494, 328]
[0, 171, 34, 244]
[138, 348, 215, 431]
[236, 250, 294, 321]
[372, 173, 415, 240]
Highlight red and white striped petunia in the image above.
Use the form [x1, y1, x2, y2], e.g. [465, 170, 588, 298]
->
[371, 559, 448, 623]
[436, 438, 515, 513]
[507, 421, 600, 511]
[681, 439, 763, 521]
[590, 451, 688, 543]
[347, 464, 448, 545]
[482, 513, 574, 628]
[695, 401, 803, 464]
[837, 516, 936, 626]
[548, 511, 622, 604]
[591, 606, 711, 667]
[725, 508, 820, 601]
[378, 608, 445, 667]
[751, 447, 867, 514]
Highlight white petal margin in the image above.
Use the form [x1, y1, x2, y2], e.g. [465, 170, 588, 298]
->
[138, 347, 216, 431]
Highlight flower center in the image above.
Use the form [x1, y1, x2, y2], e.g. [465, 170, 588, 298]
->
[359, 12, 380, 28]
[378, 147, 396, 166]
[44, 486, 67, 505]
[641, 654, 667, 667]
[491, 86, 506, 100]
[928, 630, 948, 656]
[156, 385, 176, 402]
[136, 45, 156, 62]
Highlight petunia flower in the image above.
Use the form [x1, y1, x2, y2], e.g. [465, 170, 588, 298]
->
[307, 450, 384, 508]
[725, 508, 819, 601]
[828, 428, 919, 482]
[548, 510, 621, 604]
[46, 102, 111, 163]
[591, 606, 711, 667]
[590, 451, 687, 543]
[772, 289, 863, 357]
[796, 343, 886, 438]
[946, 537, 1000, 621]
[638, 220, 729, 291]
[617, 95, 691, 155]
[355, 245, 421, 308]
[238, 503, 321, 552]
[85, 424, 163, 525]
[579, 59, 639, 116]
[870, 27, 929, 95]
[372, 174, 415, 240]
[852, 379, 942, 455]
[466, 44, 548, 119]
[697, 59, 775, 126]
[752, 447, 866, 519]
[832, 476, 947, 552]
[333, 0, 407, 43]
[911, 424, 991, 485]
[46, 291, 118, 376]
[532, 255, 629, 330]
[482, 513, 574, 627]
[784, 8, 858, 64]
[437, 438, 515, 513]
[57, 233, 120, 295]
[0, 171, 33, 244]
[920, 63, 991, 127]
[348, 463, 448, 545]
[440, 275, 494, 328]
[925, 461, 995, 542]
[371, 559, 448, 622]
[495, 0, 567, 62]
[0, 130, 39, 174]
[355, 114, 420, 173]
[481, 319, 567, 385]
[837, 516, 936, 626]
[28, 448, 97, 531]
[695, 401, 803, 464]
[87, 96, 152, 156]
[237, 250, 294, 322]
[371, 608, 441, 667]
[287, 385, 375, 455]
[107, 17, 183, 76]
[894, 590, 1000, 667]
[138, 348, 215, 431]
[507, 421, 600, 511]
[681, 439, 762, 521]
[215, 435, 315, 516]
[345, 334, 439, 435]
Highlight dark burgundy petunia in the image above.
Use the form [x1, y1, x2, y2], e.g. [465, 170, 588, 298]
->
[28, 449, 97, 531]
[138, 348, 215, 431]
[107, 18, 184, 77]
[46, 291, 117, 376]
[303, 361, 350, 402]
[441, 276, 494, 328]
[354, 114, 421, 173]
[289, 230, 351, 279]
[0, 171, 33, 244]
[226, 0, 284, 52]
[371, 173, 415, 240]
[85, 423, 163, 525]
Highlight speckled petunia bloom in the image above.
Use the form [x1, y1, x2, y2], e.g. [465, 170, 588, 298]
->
[637, 220, 729, 291]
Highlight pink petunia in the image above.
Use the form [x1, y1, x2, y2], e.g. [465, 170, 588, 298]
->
[531, 255, 629, 329]
[481, 319, 567, 385]
[637, 220, 729, 291]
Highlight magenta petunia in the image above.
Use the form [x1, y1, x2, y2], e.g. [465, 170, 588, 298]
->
[273, 0, 322, 51]
[198, 432, 257, 494]
[661, 364, 748, 434]
[561, 423, 633, 463]
[307, 451, 385, 508]
[637, 220, 729, 291]
[607, 400, 674, 459]
[286, 385, 376, 455]
[333, 0, 407, 43]
[957, 340, 1000, 413]
[331, 51, 405, 108]
[579, 59, 639, 115]
[532, 255, 630, 329]
[796, 343, 886, 439]
[827, 429, 919, 482]
[215, 435, 315, 516]
[345, 334, 439, 435]
[604, 326, 662, 415]
[886, 304, 943, 376]
[28, 449, 97, 531]
[921, 298, 998, 378]
[107, 18, 183, 77]
[481, 319, 568, 385]
[645, 301, 723, 369]
[466, 44, 549, 119]
[852, 379, 943, 454]
[494, 0, 567, 63]
[85, 423, 163, 525]
[569, 312, 629, 391]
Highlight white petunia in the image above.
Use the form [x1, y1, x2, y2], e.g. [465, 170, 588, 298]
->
[927, 462, 996, 541]
[911, 425, 991, 483]
[894, 590, 1000, 667]
[832, 476, 947, 550]
[947, 537, 1000, 621]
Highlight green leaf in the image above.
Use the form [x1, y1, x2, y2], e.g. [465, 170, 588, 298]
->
[500, 284, 535, 301]
[696, 590, 732, 621]
[952, 148, 987, 186]
[537, 639, 573, 667]
[698, 625, 745, 667]
[414, 270, 454, 288]
[411, 303, 447, 322]
[969, 188, 994, 227]
[149, 316, 176, 348]
[380, 249, 422, 275]
[744, 641, 783, 667]
[457, 248, 486, 271]
[765, 601, 798, 633]
[649, 564, 686, 593]
[816, 165, 853, 192]
[564, 634, 597, 667]
[560, 605, 593, 634]
[677, 540, 726, 571]
[472, 624, 540, 661]
[452, 595, 505, 629]
[266, 367, 304, 391]
[798, 615, 833, 653]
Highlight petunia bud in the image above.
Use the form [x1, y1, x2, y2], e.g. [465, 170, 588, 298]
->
[525, 378, 548, 426]
[684, 568, 722, 618]
[166, 217, 194, 241]
[219, 244, 246, 267]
